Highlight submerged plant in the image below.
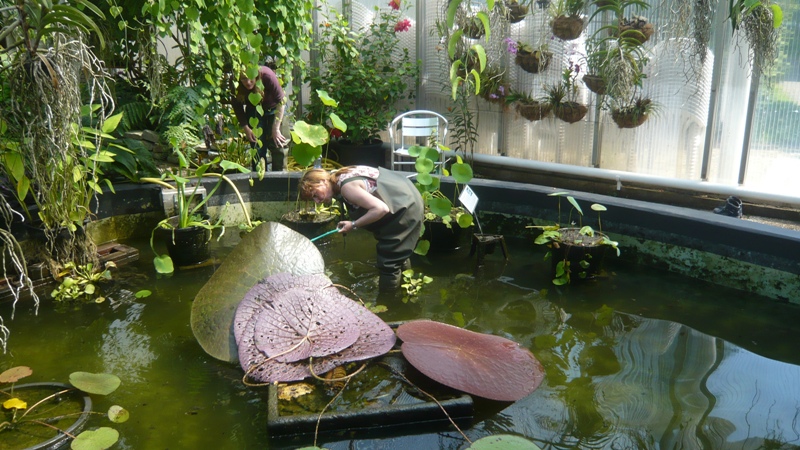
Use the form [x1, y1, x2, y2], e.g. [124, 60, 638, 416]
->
[400, 269, 433, 302]
[0, 366, 129, 450]
[51, 261, 116, 303]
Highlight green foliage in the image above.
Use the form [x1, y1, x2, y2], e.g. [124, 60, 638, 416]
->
[290, 90, 345, 167]
[549, 0, 587, 17]
[51, 261, 116, 303]
[141, 149, 253, 274]
[400, 269, 433, 303]
[306, 4, 419, 143]
[0, 367, 128, 449]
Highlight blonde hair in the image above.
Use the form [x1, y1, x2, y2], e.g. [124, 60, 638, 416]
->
[298, 166, 357, 200]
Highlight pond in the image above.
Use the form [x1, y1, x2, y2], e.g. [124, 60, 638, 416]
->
[2, 227, 800, 450]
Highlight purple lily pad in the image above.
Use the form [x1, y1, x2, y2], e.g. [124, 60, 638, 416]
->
[397, 320, 545, 402]
[253, 286, 360, 363]
[236, 273, 397, 383]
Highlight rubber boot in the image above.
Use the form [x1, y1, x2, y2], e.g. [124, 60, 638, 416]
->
[713, 196, 743, 218]
[378, 269, 402, 292]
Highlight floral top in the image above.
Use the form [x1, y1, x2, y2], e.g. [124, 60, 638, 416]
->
[336, 166, 379, 194]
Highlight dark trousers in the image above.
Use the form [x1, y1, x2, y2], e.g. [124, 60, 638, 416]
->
[250, 112, 286, 171]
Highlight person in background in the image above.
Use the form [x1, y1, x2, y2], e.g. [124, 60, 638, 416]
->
[232, 63, 289, 171]
[299, 166, 424, 290]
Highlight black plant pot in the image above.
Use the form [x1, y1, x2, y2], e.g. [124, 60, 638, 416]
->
[3, 382, 92, 450]
[328, 139, 387, 168]
[280, 210, 338, 241]
[550, 228, 610, 281]
[158, 216, 212, 267]
[424, 220, 472, 252]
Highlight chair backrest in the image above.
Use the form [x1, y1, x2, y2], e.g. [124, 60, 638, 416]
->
[389, 110, 448, 149]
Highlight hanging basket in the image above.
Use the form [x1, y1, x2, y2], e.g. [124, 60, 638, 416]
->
[611, 110, 650, 128]
[553, 102, 588, 123]
[516, 102, 552, 121]
[460, 17, 485, 39]
[618, 22, 655, 44]
[505, 1, 529, 23]
[515, 50, 552, 74]
[551, 15, 584, 41]
[582, 74, 607, 95]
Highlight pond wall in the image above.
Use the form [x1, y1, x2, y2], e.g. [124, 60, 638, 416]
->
[86, 172, 800, 304]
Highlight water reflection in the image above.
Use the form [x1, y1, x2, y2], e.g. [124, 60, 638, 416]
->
[99, 302, 155, 383]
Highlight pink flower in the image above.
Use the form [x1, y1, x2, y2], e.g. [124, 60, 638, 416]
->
[394, 18, 412, 32]
[504, 37, 518, 54]
[389, 0, 401, 10]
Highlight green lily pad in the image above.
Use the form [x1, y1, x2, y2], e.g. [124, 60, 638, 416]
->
[468, 434, 542, 449]
[69, 372, 121, 395]
[107, 405, 129, 423]
[71, 427, 119, 450]
[190, 222, 325, 362]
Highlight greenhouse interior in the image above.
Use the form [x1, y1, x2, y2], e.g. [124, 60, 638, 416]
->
[1, 0, 799, 449]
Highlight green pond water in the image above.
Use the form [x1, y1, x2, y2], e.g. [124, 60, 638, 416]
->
[2, 228, 800, 450]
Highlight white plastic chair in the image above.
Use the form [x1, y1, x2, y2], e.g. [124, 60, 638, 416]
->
[388, 110, 448, 172]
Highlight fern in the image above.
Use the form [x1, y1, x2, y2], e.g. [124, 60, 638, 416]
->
[160, 86, 202, 130]
[162, 124, 201, 158]
[120, 101, 155, 132]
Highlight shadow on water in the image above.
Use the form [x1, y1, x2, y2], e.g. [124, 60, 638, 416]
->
[2, 231, 800, 449]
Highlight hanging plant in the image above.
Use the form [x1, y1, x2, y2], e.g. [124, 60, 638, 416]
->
[548, 0, 587, 40]
[610, 96, 658, 128]
[739, 1, 782, 76]
[618, 15, 654, 45]
[505, 39, 552, 74]
[545, 65, 589, 124]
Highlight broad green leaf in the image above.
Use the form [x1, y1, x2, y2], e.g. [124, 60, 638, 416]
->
[408, 145, 424, 157]
[472, 44, 487, 72]
[414, 239, 430, 256]
[291, 142, 322, 168]
[71, 427, 119, 450]
[69, 372, 121, 395]
[154, 255, 174, 274]
[468, 434, 542, 449]
[471, 69, 481, 94]
[107, 405, 129, 423]
[3, 152, 25, 181]
[457, 212, 473, 228]
[448, 30, 463, 59]
[476, 12, 491, 40]
[101, 113, 123, 133]
[446, 0, 461, 28]
[416, 172, 433, 186]
[415, 157, 434, 174]
[451, 163, 473, 183]
[590, 204, 607, 212]
[428, 197, 452, 218]
[566, 196, 583, 215]
[330, 112, 346, 132]
[247, 92, 262, 107]
[771, 4, 783, 27]
[420, 146, 440, 162]
[317, 89, 338, 107]
[291, 121, 328, 147]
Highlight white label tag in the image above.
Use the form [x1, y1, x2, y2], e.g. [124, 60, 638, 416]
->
[459, 185, 479, 214]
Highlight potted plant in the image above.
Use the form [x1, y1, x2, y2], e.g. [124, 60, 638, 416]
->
[306, 2, 419, 168]
[610, 95, 658, 128]
[0, 366, 128, 450]
[407, 145, 474, 255]
[580, 38, 608, 95]
[505, 38, 552, 74]
[479, 66, 512, 105]
[618, 15, 655, 44]
[499, 0, 530, 23]
[531, 192, 620, 284]
[545, 64, 589, 124]
[548, 0, 587, 41]
[140, 150, 255, 274]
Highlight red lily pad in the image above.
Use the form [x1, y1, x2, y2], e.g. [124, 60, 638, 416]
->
[397, 320, 545, 402]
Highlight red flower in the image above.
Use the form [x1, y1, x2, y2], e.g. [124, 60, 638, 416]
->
[394, 18, 412, 33]
[388, 0, 401, 10]
[330, 128, 343, 138]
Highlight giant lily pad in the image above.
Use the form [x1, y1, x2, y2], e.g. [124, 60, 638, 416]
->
[191, 222, 326, 362]
[235, 273, 396, 383]
[397, 320, 545, 402]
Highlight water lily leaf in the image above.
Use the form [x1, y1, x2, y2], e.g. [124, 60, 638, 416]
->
[0, 366, 32, 383]
[237, 273, 395, 383]
[71, 427, 119, 450]
[397, 320, 545, 401]
[191, 222, 325, 363]
[291, 142, 322, 168]
[451, 163, 473, 183]
[107, 405, 129, 423]
[428, 197, 452, 218]
[253, 286, 360, 362]
[3, 398, 26, 410]
[69, 372, 121, 395]
[469, 434, 542, 449]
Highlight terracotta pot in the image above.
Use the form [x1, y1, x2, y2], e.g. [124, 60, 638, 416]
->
[551, 15, 584, 40]
[618, 22, 654, 44]
[515, 50, 552, 74]
[611, 110, 649, 128]
[554, 102, 589, 123]
[582, 74, 607, 95]
[516, 102, 552, 121]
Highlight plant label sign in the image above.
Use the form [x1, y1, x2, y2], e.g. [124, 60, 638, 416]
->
[459, 185, 479, 214]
